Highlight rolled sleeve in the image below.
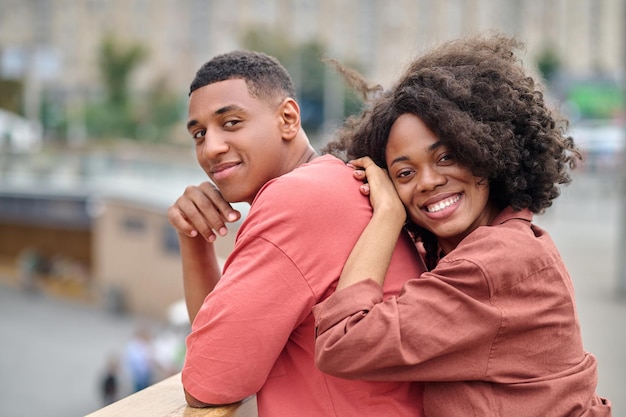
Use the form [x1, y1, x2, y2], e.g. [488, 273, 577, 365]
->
[313, 279, 384, 336]
[313, 279, 390, 377]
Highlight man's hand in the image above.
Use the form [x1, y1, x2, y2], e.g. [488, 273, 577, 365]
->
[168, 182, 242, 242]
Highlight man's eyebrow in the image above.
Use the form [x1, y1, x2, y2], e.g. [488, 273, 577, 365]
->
[186, 119, 198, 131]
[186, 104, 245, 131]
[215, 104, 244, 115]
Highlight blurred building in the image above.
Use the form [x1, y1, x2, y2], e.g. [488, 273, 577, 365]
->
[0, 0, 624, 319]
[0, 149, 239, 321]
[0, 0, 623, 123]
[0, 108, 43, 152]
[91, 194, 236, 320]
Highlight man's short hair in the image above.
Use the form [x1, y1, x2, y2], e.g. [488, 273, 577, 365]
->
[189, 50, 297, 105]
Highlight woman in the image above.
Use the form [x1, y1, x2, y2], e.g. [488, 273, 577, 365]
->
[314, 34, 611, 416]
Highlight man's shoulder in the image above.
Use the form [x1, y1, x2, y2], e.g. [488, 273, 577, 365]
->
[247, 154, 370, 223]
[286, 154, 350, 183]
[258, 154, 357, 201]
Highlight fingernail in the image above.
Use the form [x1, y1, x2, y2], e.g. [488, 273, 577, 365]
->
[227, 213, 237, 221]
[219, 227, 228, 236]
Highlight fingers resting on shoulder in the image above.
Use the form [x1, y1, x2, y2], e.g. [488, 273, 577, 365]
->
[167, 181, 241, 242]
[347, 157, 406, 220]
[348, 157, 390, 195]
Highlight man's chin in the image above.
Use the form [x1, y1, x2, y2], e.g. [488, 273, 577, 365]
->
[221, 189, 252, 205]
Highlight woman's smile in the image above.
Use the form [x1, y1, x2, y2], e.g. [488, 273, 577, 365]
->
[423, 193, 462, 215]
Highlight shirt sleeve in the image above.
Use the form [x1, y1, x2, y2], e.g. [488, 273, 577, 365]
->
[314, 258, 503, 382]
[183, 234, 314, 405]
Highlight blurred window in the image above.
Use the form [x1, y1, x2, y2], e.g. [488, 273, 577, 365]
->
[162, 223, 180, 255]
[121, 216, 146, 234]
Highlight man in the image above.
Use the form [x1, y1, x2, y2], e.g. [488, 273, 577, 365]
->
[167, 50, 426, 416]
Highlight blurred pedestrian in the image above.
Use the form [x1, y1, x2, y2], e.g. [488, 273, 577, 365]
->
[17, 246, 41, 292]
[124, 325, 154, 393]
[100, 354, 119, 406]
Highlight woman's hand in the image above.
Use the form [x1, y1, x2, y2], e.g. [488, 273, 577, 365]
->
[349, 157, 406, 226]
[334, 157, 407, 291]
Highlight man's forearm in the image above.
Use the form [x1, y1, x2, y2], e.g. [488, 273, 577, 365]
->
[179, 233, 222, 323]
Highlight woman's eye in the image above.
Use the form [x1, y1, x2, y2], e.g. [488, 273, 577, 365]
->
[397, 169, 413, 179]
[193, 130, 205, 140]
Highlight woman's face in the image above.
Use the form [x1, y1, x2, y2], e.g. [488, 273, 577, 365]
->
[385, 113, 499, 254]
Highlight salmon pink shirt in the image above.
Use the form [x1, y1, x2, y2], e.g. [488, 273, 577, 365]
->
[183, 155, 426, 417]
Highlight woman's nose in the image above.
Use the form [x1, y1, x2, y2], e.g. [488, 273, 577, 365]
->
[416, 166, 447, 192]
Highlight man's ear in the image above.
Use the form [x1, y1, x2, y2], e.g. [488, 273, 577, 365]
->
[279, 98, 301, 140]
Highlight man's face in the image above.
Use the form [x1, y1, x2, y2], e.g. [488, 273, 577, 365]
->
[187, 78, 288, 204]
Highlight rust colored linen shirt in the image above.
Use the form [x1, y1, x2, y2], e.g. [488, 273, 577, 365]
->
[314, 207, 611, 417]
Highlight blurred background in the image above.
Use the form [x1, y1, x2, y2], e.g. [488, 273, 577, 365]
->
[0, 0, 624, 416]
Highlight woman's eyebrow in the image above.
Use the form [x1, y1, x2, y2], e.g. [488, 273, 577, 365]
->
[428, 141, 443, 152]
[389, 155, 409, 166]
[389, 141, 443, 166]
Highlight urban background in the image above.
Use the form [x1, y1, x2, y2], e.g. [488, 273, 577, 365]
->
[0, 0, 624, 416]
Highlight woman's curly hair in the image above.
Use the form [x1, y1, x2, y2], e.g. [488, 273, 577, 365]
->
[323, 33, 581, 269]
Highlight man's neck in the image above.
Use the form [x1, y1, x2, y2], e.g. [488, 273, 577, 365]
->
[301, 146, 319, 164]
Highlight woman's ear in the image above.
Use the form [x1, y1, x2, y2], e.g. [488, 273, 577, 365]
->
[279, 98, 301, 140]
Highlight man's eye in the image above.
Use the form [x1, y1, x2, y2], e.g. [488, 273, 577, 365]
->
[224, 120, 240, 128]
[193, 130, 205, 139]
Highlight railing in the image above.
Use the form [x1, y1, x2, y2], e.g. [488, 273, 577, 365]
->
[85, 372, 257, 417]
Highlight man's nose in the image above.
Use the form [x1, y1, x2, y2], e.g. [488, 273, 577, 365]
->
[200, 131, 229, 160]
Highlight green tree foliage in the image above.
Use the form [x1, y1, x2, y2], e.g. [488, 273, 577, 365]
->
[536, 45, 561, 85]
[0, 79, 24, 114]
[85, 36, 182, 142]
[99, 36, 148, 105]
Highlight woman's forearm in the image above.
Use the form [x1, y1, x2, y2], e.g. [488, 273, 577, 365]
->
[336, 210, 405, 291]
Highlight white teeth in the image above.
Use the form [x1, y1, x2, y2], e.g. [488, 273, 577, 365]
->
[426, 195, 460, 213]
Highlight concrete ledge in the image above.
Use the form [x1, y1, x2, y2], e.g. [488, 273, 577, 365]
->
[85, 373, 257, 417]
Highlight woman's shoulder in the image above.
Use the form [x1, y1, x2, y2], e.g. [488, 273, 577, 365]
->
[443, 208, 562, 289]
